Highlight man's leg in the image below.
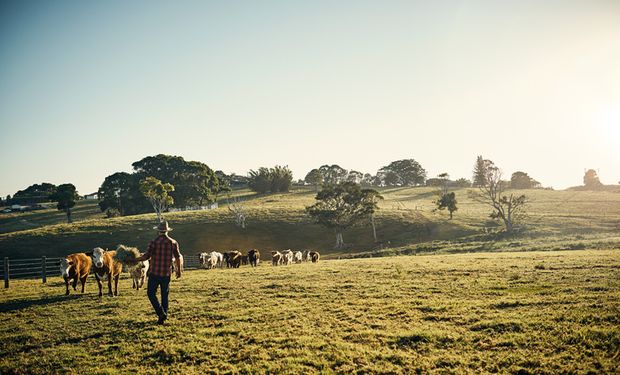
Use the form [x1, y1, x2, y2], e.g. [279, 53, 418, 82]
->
[160, 276, 171, 316]
[147, 275, 165, 320]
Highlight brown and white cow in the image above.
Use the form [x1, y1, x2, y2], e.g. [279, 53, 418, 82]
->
[281, 249, 294, 265]
[225, 251, 242, 268]
[248, 249, 260, 267]
[309, 251, 320, 263]
[130, 260, 149, 290]
[271, 251, 283, 266]
[293, 251, 303, 264]
[60, 253, 92, 295]
[91, 247, 123, 297]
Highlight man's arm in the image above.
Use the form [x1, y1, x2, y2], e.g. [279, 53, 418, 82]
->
[136, 241, 154, 262]
[173, 242, 181, 279]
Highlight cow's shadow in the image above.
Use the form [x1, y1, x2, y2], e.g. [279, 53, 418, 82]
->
[0, 294, 82, 313]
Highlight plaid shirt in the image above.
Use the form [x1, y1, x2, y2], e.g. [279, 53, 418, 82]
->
[144, 234, 181, 277]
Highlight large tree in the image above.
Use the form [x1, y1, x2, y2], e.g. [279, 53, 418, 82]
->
[510, 171, 540, 189]
[139, 177, 175, 223]
[50, 184, 79, 223]
[304, 169, 324, 190]
[378, 159, 426, 186]
[132, 154, 219, 207]
[475, 161, 527, 233]
[248, 165, 293, 194]
[306, 182, 382, 248]
[11, 183, 57, 205]
[583, 169, 603, 190]
[472, 155, 493, 187]
[319, 164, 348, 185]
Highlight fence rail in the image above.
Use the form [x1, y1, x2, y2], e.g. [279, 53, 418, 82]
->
[2, 255, 203, 288]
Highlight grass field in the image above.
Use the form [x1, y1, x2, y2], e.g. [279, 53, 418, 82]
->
[1, 187, 619, 259]
[0, 250, 618, 374]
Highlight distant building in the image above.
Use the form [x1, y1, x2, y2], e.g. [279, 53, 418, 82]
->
[84, 193, 98, 200]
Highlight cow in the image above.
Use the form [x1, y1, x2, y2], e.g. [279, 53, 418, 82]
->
[91, 247, 123, 297]
[281, 249, 294, 265]
[271, 251, 283, 266]
[293, 251, 303, 264]
[210, 251, 224, 268]
[60, 253, 92, 295]
[240, 255, 249, 266]
[225, 251, 242, 268]
[302, 250, 310, 262]
[248, 249, 260, 267]
[309, 251, 320, 263]
[130, 260, 149, 290]
[199, 252, 209, 269]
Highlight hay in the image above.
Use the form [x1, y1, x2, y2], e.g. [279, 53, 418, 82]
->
[114, 245, 141, 267]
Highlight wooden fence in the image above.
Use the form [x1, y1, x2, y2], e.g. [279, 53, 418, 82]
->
[1, 255, 202, 288]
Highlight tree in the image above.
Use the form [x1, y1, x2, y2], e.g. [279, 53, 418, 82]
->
[50, 184, 79, 223]
[474, 161, 527, 233]
[248, 166, 293, 194]
[132, 154, 220, 207]
[511, 171, 540, 189]
[227, 195, 247, 229]
[347, 170, 364, 184]
[248, 168, 272, 194]
[583, 169, 603, 189]
[11, 183, 57, 205]
[454, 178, 472, 188]
[139, 177, 175, 223]
[304, 169, 324, 190]
[306, 182, 382, 248]
[98, 172, 151, 216]
[435, 192, 458, 219]
[319, 165, 348, 185]
[472, 156, 493, 187]
[378, 159, 426, 186]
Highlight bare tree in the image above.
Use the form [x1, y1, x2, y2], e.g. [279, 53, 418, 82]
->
[227, 195, 247, 229]
[474, 162, 527, 233]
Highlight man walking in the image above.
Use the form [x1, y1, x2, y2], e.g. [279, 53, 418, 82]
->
[136, 221, 182, 324]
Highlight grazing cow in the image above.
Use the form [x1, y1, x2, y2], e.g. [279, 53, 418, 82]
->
[271, 251, 283, 266]
[248, 249, 260, 267]
[309, 251, 320, 263]
[225, 251, 242, 268]
[60, 253, 92, 295]
[281, 249, 294, 265]
[131, 260, 149, 290]
[199, 252, 209, 268]
[293, 251, 303, 264]
[92, 247, 123, 297]
[302, 250, 310, 262]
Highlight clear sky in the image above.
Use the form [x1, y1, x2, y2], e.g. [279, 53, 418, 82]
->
[1, 0, 619, 197]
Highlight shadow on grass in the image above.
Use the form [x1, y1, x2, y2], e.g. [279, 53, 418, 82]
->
[0, 294, 82, 313]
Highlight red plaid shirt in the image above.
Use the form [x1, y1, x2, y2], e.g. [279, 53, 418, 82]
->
[144, 234, 181, 277]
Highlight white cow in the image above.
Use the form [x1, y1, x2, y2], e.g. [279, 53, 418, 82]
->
[281, 249, 294, 265]
[131, 260, 149, 290]
[210, 251, 224, 268]
[293, 251, 303, 264]
[199, 252, 209, 268]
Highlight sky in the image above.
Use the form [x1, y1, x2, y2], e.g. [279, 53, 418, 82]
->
[1, 0, 619, 197]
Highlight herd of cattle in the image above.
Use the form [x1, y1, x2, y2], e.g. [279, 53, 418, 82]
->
[59, 248, 320, 297]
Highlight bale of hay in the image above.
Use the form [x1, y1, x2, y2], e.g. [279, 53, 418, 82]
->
[114, 245, 141, 267]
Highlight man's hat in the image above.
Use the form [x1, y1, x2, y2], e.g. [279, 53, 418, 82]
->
[154, 221, 173, 232]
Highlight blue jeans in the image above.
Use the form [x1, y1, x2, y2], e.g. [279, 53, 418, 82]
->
[147, 274, 170, 319]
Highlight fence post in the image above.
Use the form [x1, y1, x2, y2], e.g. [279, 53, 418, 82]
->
[3, 257, 8, 289]
[41, 256, 47, 284]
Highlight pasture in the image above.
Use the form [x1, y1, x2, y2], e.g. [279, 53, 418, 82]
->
[1, 250, 618, 374]
[1, 187, 620, 259]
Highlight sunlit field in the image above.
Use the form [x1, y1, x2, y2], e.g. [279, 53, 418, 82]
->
[0, 250, 618, 374]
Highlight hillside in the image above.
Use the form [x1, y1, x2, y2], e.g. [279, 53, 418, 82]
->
[0, 250, 618, 373]
[1, 187, 619, 259]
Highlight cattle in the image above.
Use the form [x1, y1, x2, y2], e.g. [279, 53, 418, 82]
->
[224, 251, 242, 268]
[293, 251, 303, 264]
[60, 253, 92, 295]
[210, 251, 224, 268]
[281, 249, 294, 265]
[248, 249, 260, 267]
[91, 247, 123, 297]
[130, 260, 149, 290]
[309, 251, 320, 263]
[271, 251, 283, 266]
[302, 250, 310, 262]
[199, 252, 209, 269]
[240, 255, 249, 266]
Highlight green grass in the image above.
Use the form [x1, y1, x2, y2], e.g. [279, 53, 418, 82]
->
[0, 250, 618, 373]
[0, 200, 103, 234]
[1, 187, 619, 259]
